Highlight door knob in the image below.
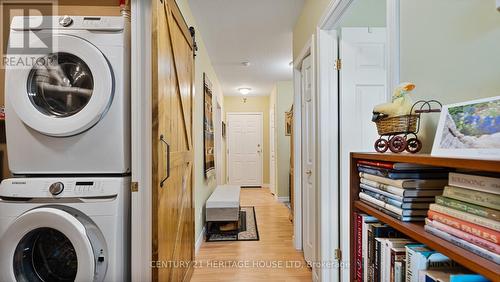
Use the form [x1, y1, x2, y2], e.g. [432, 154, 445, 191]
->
[305, 170, 312, 175]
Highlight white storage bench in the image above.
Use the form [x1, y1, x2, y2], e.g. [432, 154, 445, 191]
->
[205, 185, 241, 237]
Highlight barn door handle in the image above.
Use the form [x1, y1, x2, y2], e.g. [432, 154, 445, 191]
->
[160, 135, 170, 187]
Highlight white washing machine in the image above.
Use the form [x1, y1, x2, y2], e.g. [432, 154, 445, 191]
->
[0, 177, 130, 282]
[5, 16, 130, 175]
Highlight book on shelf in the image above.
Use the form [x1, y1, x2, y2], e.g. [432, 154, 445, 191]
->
[357, 165, 449, 180]
[375, 238, 410, 282]
[361, 199, 426, 222]
[449, 274, 491, 282]
[449, 172, 500, 195]
[443, 186, 500, 210]
[360, 184, 436, 203]
[427, 210, 499, 245]
[426, 219, 500, 255]
[361, 178, 444, 197]
[367, 224, 401, 281]
[357, 160, 444, 171]
[424, 224, 500, 264]
[384, 240, 413, 282]
[420, 269, 488, 282]
[435, 196, 499, 221]
[360, 192, 429, 217]
[362, 216, 379, 282]
[429, 204, 500, 232]
[405, 244, 455, 282]
[394, 261, 405, 282]
[363, 189, 431, 210]
[355, 213, 379, 282]
[359, 172, 448, 189]
[390, 247, 406, 282]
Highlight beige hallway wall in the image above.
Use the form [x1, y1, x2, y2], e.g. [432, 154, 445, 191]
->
[224, 96, 270, 185]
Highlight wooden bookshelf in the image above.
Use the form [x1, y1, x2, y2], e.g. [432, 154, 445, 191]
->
[350, 153, 500, 282]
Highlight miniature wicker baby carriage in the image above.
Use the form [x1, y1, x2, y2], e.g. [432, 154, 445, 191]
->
[374, 100, 442, 153]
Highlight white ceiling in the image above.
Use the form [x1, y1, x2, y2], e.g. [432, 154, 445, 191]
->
[188, 0, 304, 96]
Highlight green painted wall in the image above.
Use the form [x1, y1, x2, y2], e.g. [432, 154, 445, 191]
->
[175, 0, 225, 243]
[400, 0, 500, 152]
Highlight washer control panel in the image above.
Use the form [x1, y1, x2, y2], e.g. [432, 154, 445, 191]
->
[0, 177, 127, 198]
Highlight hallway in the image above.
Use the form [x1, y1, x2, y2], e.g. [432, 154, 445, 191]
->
[191, 188, 312, 282]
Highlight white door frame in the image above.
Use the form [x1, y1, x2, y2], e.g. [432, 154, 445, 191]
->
[315, 0, 400, 281]
[269, 107, 276, 194]
[293, 36, 320, 281]
[292, 37, 313, 253]
[214, 98, 224, 185]
[130, 0, 152, 281]
[226, 112, 264, 186]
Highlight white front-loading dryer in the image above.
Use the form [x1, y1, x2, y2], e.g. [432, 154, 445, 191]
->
[0, 177, 130, 282]
[5, 16, 130, 174]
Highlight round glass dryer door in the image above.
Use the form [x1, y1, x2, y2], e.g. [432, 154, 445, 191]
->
[28, 52, 94, 118]
[8, 34, 113, 137]
[0, 207, 106, 282]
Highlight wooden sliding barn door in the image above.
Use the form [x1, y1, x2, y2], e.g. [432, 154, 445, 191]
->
[152, 0, 195, 281]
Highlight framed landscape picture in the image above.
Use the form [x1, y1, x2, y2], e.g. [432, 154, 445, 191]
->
[203, 73, 215, 177]
[432, 96, 500, 159]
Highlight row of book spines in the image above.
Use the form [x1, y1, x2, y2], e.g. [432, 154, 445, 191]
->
[443, 186, 500, 211]
[360, 184, 500, 218]
[430, 204, 500, 232]
[425, 218, 500, 255]
[449, 172, 500, 195]
[357, 161, 500, 196]
[424, 222, 500, 264]
[427, 210, 499, 245]
[435, 196, 499, 221]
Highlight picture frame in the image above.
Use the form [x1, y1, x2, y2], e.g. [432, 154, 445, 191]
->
[431, 96, 500, 160]
[285, 105, 293, 136]
[203, 73, 215, 177]
[222, 121, 226, 138]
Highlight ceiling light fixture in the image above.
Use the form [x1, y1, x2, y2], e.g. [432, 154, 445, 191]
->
[238, 88, 251, 95]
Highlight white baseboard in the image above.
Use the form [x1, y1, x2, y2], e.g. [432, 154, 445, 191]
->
[276, 196, 290, 203]
[195, 226, 206, 255]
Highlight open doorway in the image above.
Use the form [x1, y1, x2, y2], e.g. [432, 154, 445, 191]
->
[315, 0, 397, 280]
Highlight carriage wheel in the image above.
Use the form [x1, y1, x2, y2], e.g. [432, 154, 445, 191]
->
[406, 138, 422, 154]
[389, 136, 407, 153]
[374, 138, 389, 153]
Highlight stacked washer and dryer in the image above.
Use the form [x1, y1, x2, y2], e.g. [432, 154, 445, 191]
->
[0, 16, 131, 282]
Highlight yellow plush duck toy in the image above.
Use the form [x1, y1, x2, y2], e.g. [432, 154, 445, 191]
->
[372, 82, 416, 122]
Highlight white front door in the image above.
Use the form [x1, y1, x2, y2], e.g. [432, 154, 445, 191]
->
[339, 27, 387, 277]
[269, 108, 276, 194]
[301, 55, 315, 265]
[227, 113, 264, 186]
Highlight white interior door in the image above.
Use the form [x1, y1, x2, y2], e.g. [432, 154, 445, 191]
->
[227, 113, 264, 186]
[301, 55, 315, 265]
[339, 27, 387, 278]
[269, 108, 276, 194]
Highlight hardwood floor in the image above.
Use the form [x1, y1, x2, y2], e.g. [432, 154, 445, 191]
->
[190, 188, 312, 282]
